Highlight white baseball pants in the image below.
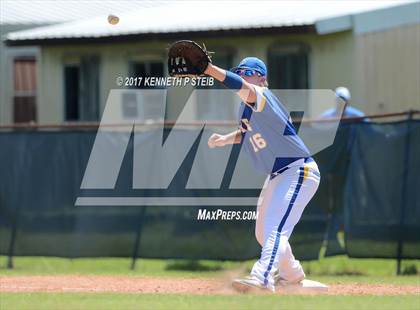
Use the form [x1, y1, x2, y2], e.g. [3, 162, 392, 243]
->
[250, 159, 320, 290]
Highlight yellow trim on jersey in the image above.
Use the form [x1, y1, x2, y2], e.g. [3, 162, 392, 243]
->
[303, 166, 309, 180]
[248, 85, 267, 113]
[256, 95, 267, 112]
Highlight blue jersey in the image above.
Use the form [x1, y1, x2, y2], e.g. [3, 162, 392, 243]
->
[238, 86, 311, 174]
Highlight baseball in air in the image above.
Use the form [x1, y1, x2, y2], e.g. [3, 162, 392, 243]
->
[107, 14, 119, 25]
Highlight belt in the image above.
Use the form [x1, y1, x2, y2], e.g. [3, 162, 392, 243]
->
[270, 157, 314, 180]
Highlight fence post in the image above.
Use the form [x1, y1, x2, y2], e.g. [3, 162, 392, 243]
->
[130, 206, 147, 270]
[320, 173, 334, 258]
[396, 110, 414, 275]
[6, 206, 20, 269]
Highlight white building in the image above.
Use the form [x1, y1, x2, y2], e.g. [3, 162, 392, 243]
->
[2, 1, 420, 124]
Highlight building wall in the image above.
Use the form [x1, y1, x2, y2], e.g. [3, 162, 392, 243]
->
[36, 25, 418, 121]
[354, 23, 420, 114]
[36, 31, 355, 123]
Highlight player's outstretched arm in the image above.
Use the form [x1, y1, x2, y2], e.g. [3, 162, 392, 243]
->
[204, 63, 257, 105]
[208, 130, 242, 148]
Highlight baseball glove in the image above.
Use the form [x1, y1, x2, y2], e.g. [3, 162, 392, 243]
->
[167, 40, 212, 77]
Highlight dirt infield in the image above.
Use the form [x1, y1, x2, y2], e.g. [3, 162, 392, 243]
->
[1, 276, 419, 295]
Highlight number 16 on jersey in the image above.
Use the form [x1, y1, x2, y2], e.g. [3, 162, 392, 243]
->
[249, 133, 267, 152]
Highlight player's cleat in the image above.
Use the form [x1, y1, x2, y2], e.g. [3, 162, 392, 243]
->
[232, 276, 272, 293]
[274, 273, 305, 286]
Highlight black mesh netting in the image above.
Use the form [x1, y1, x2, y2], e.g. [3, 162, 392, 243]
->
[0, 121, 419, 260]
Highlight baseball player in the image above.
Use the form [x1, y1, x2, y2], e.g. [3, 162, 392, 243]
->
[320, 87, 366, 119]
[204, 57, 321, 292]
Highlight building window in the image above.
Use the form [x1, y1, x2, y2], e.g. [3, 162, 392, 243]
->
[267, 44, 309, 89]
[13, 57, 37, 123]
[121, 60, 165, 122]
[64, 55, 100, 122]
[196, 47, 236, 121]
[64, 65, 80, 121]
[130, 61, 164, 89]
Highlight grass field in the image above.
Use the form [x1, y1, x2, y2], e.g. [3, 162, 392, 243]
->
[2, 293, 420, 310]
[1, 256, 419, 309]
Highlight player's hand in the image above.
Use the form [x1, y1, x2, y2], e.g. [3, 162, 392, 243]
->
[208, 133, 227, 148]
